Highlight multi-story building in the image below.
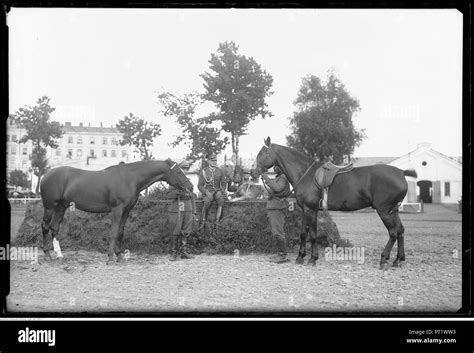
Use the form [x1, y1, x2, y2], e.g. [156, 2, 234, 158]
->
[6, 117, 136, 190]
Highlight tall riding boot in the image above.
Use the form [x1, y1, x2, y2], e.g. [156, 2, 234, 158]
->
[214, 205, 223, 228]
[269, 238, 290, 263]
[169, 235, 179, 261]
[199, 207, 208, 229]
[179, 234, 194, 259]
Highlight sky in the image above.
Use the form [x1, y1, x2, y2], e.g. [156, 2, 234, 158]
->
[8, 8, 463, 161]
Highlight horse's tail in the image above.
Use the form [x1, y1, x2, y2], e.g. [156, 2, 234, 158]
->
[403, 169, 418, 178]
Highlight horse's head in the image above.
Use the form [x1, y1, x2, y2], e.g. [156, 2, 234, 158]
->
[255, 136, 277, 177]
[165, 159, 194, 192]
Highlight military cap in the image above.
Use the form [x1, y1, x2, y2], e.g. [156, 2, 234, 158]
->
[205, 153, 217, 161]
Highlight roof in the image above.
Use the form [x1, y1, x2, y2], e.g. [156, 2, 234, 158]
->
[63, 125, 120, 134]
[352, 157, 397, 167]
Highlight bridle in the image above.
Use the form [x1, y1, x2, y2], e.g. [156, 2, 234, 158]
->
[259, 144, 317, 193]
[168, 162, 191, 193]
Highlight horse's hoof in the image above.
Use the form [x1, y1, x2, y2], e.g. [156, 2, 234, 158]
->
[295, 257, 304, 265]
[392, 260, 403, 268]
[307, 259, 317, 266]
[379, 262, 390, 271]
[116, 254, 124, 262]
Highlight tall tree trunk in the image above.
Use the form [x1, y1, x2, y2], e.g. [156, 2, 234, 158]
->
[35, 173, 42, 194]
[231, 133, 237, 165]
[235, 135, 240, 167]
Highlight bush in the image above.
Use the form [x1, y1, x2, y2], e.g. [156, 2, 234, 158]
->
[15, 199, 348, 255]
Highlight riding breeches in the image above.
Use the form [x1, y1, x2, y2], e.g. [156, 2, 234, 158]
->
[202, 190, 225, 208]
[169, 211, 193, 236]
[267, 209, 286, 242]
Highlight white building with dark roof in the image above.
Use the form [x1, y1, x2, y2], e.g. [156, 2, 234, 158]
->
[388, 142, 462, 204]
[353, 142, 462, 204]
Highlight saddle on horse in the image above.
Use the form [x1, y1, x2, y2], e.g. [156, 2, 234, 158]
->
[314, 162, 354, 210]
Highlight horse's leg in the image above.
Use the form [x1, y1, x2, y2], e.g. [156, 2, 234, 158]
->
[295, 207, 309, 265]
[391, 212, 406, 267]
[49, 205, 67, 259]
[107, 205, 124, 265]
[307, 209, 319, 266]
[115, 198, 137, 262]
[377, 209, 399, 270]
[41, 208, 54, 259]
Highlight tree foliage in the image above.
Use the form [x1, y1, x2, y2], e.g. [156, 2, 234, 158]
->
[201, 41, 274, 162]
[286, 73, 366, 164]
[157, 90, 228, 163]
[8, 169, 30, 189]
[13, 96, 63, 149]
[12, 96, 63, 193]
[116, 113, 162, 160]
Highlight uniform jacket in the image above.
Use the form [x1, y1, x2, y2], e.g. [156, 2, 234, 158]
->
[198, 166, 227, 194]
[265, 173, 291, 210]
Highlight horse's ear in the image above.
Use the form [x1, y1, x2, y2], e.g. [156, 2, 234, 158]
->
[165, 158, 173, 166]
[264, 137, 271, 147]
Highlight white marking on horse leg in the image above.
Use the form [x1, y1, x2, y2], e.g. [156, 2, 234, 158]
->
[53, 238, 63, 258]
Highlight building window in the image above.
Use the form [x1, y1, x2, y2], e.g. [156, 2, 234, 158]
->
[22, 147, 28, 155]
[12, 135, 18, 142]
[22, 160, 27, 169]
[444, 182, 451, 197]
[90, 137, 95, 145]
[11, 146, 17, 155]
[90, 149, 95, 157]
[56, 149, 61, 156]
[111, 137, 117, 145]
[77, 137, 83, 144]
[102, 150, 107, 157]
[122, 150, 127, 158]
[6, 134, 9, 141]
[68, 136, 74, 144]
[77, 149, 82, 157]
[102, 137, 108, 145]
[67, 149, 73, 158]
[111, 150, 117, 158]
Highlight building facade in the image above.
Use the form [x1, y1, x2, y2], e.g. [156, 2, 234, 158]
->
[388, 142, 462, 204]
[6, 118, 135, 190]
[353, 143, 462, 204]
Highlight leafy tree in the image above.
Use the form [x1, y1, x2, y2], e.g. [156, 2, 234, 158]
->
[116, 113, 162, 160]
[13, 96, 63, 192]
[8, 169, 30, 190]
[286, 72, 366, 164]
[201, 41, 274, 163]
[157, 90, 228, 164]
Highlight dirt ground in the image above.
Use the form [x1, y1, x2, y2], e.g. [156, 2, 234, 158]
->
[7, 204, 462, 313]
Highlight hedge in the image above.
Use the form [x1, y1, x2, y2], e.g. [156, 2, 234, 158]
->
[15, 198, 349, 255]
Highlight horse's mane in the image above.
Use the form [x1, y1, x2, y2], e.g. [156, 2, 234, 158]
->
[271, 144, 316, 167]
[104, 159, 171, 171]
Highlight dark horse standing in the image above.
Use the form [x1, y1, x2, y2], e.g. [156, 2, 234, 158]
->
[40, 159, 193, 264]
[256, 137, 417, 270]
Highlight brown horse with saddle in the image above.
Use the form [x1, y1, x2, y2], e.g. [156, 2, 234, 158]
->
[40, 159, 193, 264]
[256, 137, 417, 270]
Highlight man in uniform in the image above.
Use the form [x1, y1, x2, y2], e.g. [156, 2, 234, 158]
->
[166, 160, 197, 261]
[262, 165, 291, 263]
[198, 153, 227, 228]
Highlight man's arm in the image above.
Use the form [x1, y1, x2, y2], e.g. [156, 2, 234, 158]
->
[197, 170, 206, 195]
[264, 175, 288, 193]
